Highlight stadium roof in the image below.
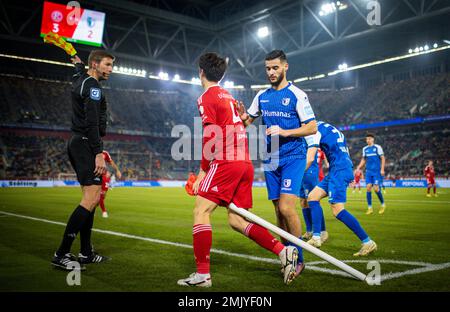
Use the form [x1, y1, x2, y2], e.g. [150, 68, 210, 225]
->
[1, 0, 449, 84]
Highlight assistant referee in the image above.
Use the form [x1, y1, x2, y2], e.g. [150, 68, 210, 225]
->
[52, 50, 114, 270]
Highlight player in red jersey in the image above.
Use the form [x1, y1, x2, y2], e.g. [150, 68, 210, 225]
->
[353, 169, 363, 193]
[177, 52, 299, 288]
[424, 160, 437, 197]
[98, 150, 121, 218]
[317, 148, 328, 182]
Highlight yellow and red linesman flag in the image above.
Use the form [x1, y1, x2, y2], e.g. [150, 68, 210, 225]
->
[43, 32, 77, 57]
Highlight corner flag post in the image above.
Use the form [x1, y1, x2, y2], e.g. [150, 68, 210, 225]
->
[228, 203, 368, 282]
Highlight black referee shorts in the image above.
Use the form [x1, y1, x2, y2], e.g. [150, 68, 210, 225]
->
[67, 135, 102, 186]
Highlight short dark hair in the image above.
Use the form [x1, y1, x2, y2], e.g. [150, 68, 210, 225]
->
[366, 133, 375, 139]
[198, 52, 227, 82]
[265, 50, 287, 62]
[88, 50, 115, 69]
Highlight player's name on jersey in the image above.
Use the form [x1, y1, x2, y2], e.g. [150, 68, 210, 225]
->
[217, 92, 234, 99]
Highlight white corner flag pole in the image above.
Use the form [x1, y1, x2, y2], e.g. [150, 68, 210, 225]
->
[228, 203, 367, 282]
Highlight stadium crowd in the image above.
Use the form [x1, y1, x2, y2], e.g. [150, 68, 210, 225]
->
[2, 72, 448, 131]
[347, 125, 450, 178]
[0, 71, 448, 180]
[309, 72, 449, 125]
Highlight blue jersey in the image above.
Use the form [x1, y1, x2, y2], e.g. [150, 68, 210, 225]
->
[304, 134, 319, 173]
[248, 83, 315, 161]
[362, 144, 384, 172]
[306, 121, 353, 170]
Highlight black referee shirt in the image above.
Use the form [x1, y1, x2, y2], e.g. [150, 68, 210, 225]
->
[70, 63, 107, 155]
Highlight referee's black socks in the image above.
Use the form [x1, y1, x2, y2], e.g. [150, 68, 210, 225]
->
[79, 209, 96, 256]
[56, 205, 91, 256]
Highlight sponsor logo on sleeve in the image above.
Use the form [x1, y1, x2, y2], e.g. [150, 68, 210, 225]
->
[90, 88, 101, 100]
[304, 103, 314, 115]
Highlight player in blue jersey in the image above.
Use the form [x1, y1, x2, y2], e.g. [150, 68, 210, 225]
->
[238, 50, 317, 276]
[355, 133, 386, 215]
[307, 122, 377, 256]
[300, 135, 328, 247]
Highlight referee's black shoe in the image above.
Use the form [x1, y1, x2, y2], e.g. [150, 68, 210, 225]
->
[51, 252, 86, 271]
[78, 251, 110, 264]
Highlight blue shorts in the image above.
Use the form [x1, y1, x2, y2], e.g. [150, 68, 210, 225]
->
[299, 167, 319, 199]
[365, 171, 382, 185]
[264, 158, 306, 200]
[317, 167, 354, 204]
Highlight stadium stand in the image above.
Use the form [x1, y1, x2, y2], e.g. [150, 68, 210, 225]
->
[1, 72, 448, 131]
[0, 71, 448, 180]
[309, 72, 450, 125]
[346, 124, 450, 178]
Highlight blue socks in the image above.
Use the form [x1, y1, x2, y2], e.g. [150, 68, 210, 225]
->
[366, 191, 372, 207]
[336, 209, 370, 243]
[321, 213, 326, 232]
[308, 201, 324, 237]
[375, 190, 384, 205]
[367, 189, 384, 207]
[302, 208, 312, 233]
[286, 241, 304, 263]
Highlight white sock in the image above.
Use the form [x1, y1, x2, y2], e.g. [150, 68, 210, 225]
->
[197, 273, 210, 279]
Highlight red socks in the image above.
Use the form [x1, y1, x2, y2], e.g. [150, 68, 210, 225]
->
[99, 195, 106, 213]
[192, 223, 285, 274]
[244, 223, 285, 255]
[193, 224, 212, 274]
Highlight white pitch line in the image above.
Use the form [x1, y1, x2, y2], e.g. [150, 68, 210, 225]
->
[1, 210, 450, 282]
[381, 262, 450, 281]
[307, 259, 435, 267]
[300, 259, 450, 281]
[346, 198, 450, 204]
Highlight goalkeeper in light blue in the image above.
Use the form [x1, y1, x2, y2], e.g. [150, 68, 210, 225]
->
[306, 121, 377, 256]
[355, 133, 386, 215]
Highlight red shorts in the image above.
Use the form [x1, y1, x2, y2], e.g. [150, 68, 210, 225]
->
[354, 178, 360, 185]
[427, 178, 435, 185]
[198, 161, 253, 209]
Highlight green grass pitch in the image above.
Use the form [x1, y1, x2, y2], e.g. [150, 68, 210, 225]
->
[0, 187, 449, 292]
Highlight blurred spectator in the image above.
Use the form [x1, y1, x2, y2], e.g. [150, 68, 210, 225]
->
[0, 72, 448, 180]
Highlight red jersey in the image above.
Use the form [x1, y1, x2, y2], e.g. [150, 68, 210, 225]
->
[424, 165, 435, 183]
[317, 149, 326, 181]
[197, 85, 250, 171]
[354, 170, 362, 183]
[102, 151, 112, 164]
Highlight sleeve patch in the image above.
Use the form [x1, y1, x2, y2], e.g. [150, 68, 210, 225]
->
[90, 87, 101, 100]
[304, 103, 314, 116]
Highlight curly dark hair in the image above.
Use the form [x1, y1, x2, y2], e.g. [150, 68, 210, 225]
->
[198, 52, 227, 82]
